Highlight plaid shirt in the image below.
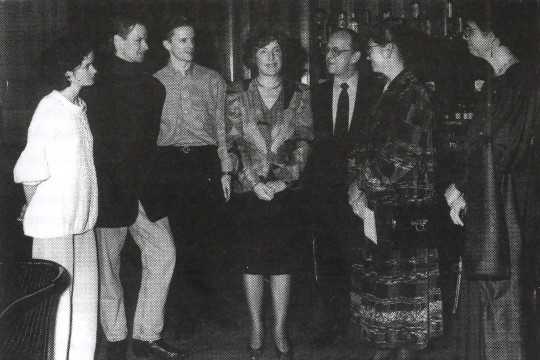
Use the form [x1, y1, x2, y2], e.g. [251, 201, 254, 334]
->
[349, 69, 435, 206]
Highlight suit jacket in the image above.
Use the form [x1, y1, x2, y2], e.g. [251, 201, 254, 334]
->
[226, 79, 313, 193]
[305, 71, 379, 200]
[85, 57, 167, 227]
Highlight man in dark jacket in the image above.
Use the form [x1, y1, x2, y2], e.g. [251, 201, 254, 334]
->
[305, 28, 377, 347]
[86, 14, 183, 360]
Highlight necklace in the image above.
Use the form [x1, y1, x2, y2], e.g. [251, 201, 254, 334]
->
[256, 78, 282, 90]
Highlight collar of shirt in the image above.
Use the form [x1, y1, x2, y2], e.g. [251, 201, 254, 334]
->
[332, 71, 359, 129]
[166, 61, 195, 78]
[50, 90, 86, 115]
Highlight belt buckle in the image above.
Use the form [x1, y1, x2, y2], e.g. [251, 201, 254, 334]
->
[181, 146, 190, 154]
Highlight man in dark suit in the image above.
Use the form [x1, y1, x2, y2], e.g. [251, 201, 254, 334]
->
[86, 13, 183, 359]
[305, 28, 377, 347]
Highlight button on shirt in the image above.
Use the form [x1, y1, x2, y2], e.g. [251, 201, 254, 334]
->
[154, 63, 232, 171]
[332, 71, 359, 132]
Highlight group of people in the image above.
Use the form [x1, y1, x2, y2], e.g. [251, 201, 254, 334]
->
[12, 2, 540, 360]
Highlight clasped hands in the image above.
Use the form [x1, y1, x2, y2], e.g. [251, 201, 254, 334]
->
[253, 180, 287, 201]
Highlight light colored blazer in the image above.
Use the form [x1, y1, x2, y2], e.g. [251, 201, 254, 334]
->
[226, 79, 313, 193]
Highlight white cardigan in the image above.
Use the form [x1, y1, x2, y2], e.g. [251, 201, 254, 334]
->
[14, 90, 98, 238]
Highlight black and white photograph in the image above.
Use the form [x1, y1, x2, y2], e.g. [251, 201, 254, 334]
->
[1, 0, 540, 359]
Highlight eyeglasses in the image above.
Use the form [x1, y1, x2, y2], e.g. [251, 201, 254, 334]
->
[325, 47, 352, 57]
[461, 27, 480, 39]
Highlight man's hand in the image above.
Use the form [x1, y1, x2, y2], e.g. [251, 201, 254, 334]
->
[221, 175, 231, 202]
[253, 182, 275, 201]
[266, 180, 286, 194]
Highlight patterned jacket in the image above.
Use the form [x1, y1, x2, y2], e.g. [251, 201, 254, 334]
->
[349, 69, 435, 207]
[226, 79, 313, 193]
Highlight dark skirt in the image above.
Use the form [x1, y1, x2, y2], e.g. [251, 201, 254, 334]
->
[232, 190, 304, 275]
[351, 230, 444, 350]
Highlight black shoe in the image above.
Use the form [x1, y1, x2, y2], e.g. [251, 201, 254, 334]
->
[247, 344, 264, 360]
[131, 339, 186, 359]
[106, 339, 128, 360]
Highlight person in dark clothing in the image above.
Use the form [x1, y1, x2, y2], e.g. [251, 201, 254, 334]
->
[304, 28, 377, 348]
[85, 14, 183, 360]
[446, 3, 540, 359]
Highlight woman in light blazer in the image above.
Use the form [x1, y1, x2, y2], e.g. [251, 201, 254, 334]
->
[226, 29, 313, 360]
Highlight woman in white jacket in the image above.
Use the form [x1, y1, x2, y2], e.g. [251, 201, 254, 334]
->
[13, 37, 98, 360]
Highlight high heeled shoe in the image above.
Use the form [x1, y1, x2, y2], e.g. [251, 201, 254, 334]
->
[274, 345, 293, 360]
[274, 341, 293, 360]
[247, 344, 264, 360]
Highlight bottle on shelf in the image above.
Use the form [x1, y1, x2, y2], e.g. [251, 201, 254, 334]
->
[348, 12, 359, 33]
[363, 9, 372, 25]
[444, 0, 461, 38]
[408, 2, 432, 36]
[422, 17, 432, 36]
[409, 2, 422, 31]
[337, 11, 348, 29]
[380, 3, 392, 21]
[313, 8, 328, 50]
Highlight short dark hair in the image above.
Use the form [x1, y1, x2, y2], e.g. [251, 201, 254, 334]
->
[162, 15, 194, 42]
[40, 36, 93, 91]
[462, 1, 538, 60]
[329, 28, 363, 53]
[112, 12, 145, 39]
[368, 22, 420, 66]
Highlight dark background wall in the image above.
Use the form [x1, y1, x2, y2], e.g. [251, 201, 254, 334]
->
[0, 0, 538, 261]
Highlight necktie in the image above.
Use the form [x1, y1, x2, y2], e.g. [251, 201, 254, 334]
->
[334, 83, 349, 138]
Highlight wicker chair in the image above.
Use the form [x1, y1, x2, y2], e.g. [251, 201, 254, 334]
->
[0, 260, 69, 359]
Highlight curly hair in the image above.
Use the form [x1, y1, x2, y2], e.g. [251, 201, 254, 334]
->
[40, 36, 94, 91]
[243, 28, 306, 80]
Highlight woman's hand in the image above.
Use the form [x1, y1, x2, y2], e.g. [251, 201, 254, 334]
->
[449, 195, 466, 226]
[221, 175, 231, 202]
[253, 182, 275, 201]
[351, 199, 367, 219]
[266, 180, 286, 194]
[348, 183, 367, 219]
[17, 203, 28, 222]
[445, 183, 465, 226]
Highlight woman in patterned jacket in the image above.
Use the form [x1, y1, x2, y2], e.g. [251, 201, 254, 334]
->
[226, 29, 312, 360]
[348, 23, 443, 360]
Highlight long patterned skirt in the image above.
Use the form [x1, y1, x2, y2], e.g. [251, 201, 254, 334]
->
[351, 240, 444, 350]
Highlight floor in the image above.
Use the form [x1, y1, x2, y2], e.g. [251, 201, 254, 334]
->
[93, 239, 454, 360]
